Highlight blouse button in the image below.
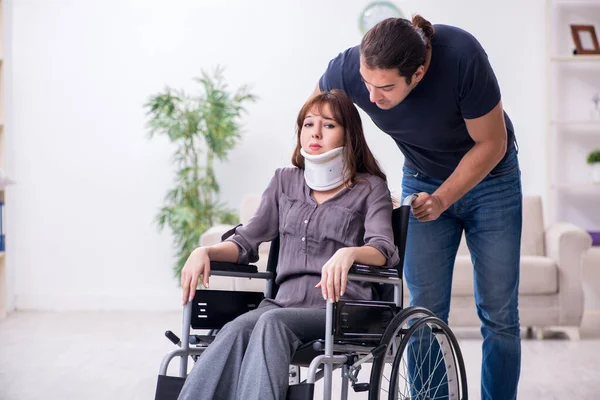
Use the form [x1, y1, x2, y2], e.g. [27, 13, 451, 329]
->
[301, 237, 306, 241]
[304, 220, 308, 224]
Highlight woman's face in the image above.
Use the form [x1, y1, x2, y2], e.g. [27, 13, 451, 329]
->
[300, 103, 345, 155]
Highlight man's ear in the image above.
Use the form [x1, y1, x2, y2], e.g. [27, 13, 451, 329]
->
[412, 65, 426, 86]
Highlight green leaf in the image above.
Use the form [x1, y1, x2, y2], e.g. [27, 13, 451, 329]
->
[145, 66, 254, 279]
[587, 149, 600, 164]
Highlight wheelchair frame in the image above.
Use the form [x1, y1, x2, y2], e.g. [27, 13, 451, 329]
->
[156, 194, 468, 400]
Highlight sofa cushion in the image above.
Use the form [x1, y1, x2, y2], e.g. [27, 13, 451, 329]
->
[457, 196, 546, 257]
[452, 255, 558, 296]
[240, 194, 262, 225]
[521, 196, 546, 256]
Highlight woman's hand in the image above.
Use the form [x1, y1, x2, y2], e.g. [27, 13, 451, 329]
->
[180, 247, 211, 305]
[316, 248, 356, 303]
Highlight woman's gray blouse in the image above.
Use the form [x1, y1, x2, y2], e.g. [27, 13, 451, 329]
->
[227, 167, 400, 308]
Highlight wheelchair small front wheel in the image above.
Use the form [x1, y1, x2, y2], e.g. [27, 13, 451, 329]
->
[369, 308, 467, 400]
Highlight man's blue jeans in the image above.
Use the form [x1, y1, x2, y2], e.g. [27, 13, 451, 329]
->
[401, 149, 522, 400]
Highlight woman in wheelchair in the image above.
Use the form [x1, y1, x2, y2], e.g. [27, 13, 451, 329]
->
[177, 89, 400, 400]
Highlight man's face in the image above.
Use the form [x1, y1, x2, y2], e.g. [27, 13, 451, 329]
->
[359, 58, 422, 110]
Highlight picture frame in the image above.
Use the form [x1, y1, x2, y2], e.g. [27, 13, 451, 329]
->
[570, 24, 600, 55]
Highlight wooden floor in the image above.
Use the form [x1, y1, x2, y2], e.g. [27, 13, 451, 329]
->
[0, 311, 599, 399]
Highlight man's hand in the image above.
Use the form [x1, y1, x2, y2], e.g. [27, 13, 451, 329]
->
[316, 248, 355, 303]
[411, 192, 446, 222]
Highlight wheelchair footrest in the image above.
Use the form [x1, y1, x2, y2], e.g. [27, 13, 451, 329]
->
[154, 375, 185, 400]
[353, 383, 370, 392]
[287, 383, 315, 400]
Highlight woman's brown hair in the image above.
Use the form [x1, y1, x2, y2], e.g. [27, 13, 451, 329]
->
[360, 14, 435, 85]
[291, 89, 386, 185]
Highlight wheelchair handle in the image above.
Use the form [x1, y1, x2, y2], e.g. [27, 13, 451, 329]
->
[165, 330, 181, 346]
[393, 194, 418, 284]
[402, 193, 418, 207]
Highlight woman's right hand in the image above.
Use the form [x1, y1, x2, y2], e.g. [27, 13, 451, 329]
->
[181, 247, 211, 305]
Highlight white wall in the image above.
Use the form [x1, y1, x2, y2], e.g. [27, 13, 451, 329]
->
[7, 0, 547, 311]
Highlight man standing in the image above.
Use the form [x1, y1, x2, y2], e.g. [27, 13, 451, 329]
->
[316, 15, 522, 400]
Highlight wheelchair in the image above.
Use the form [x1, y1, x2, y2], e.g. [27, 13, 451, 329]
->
[155, 195, 468, 400]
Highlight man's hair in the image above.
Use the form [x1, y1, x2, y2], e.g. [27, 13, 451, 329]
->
[360, 15, 435, 85]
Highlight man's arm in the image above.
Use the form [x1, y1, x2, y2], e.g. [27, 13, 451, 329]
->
[412, 101, 508, 221]
[435, 101, 507, 207]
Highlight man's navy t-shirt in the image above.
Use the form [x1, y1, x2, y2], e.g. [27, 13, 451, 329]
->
[319, 24, 515, 180]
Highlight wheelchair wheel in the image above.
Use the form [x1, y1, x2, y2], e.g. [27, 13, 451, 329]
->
[368, 307, 467, 400]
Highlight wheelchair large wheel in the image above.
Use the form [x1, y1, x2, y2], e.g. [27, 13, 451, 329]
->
[369, 307, 467, 400]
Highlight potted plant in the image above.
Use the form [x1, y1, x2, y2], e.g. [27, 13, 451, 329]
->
[588, 149, 600, 184]
[145, 66, 257, 279]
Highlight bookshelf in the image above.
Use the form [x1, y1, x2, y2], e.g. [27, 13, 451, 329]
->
[546, 0, 600, 233]
[0, 0, 6, 319]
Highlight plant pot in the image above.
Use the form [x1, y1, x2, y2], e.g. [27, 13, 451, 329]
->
[593, 163, 600, 184]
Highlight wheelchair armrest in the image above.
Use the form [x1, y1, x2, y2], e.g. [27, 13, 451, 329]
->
[347, 264, 401, 284]
[211, 261, 258, 273]
[349, 264, 399, 278]
[209, 261, 274, 280]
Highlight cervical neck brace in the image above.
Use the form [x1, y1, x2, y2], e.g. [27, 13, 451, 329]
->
[300, 146, 347, 191]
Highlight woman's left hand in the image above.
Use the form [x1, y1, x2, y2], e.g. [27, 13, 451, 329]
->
[316, 248, 355, 303]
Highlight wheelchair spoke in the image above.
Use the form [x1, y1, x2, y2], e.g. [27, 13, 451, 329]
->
[369, 311, 466, 400]
[419, 351, 447, 396]
[389, 320, 458, 400]
[409, 326, 436, 390]
[429, 347, 448, 394]
[400, 355, 411, 399]
[430, 371, 450, 399]
[415, 333, 448, 398]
